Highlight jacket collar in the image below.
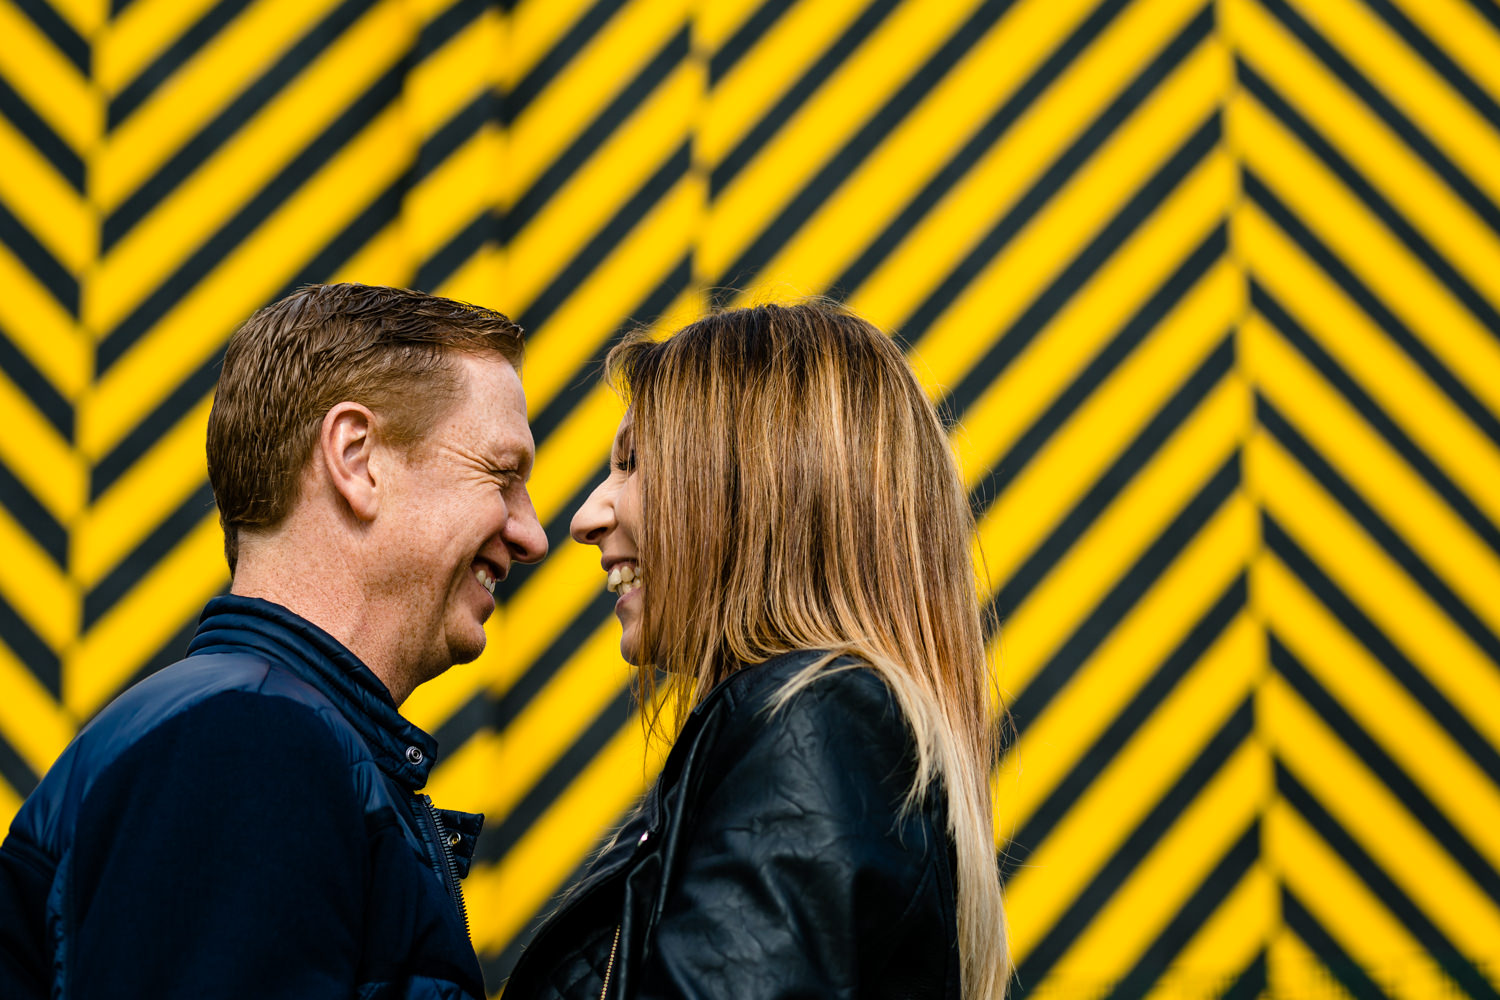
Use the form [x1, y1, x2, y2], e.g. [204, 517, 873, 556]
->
[187, 594, 438, 789]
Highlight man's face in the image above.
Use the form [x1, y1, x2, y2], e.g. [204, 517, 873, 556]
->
[375, 354, 547, 684]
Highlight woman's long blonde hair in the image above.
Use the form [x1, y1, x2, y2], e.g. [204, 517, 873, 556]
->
[607, 299, 1009, 999]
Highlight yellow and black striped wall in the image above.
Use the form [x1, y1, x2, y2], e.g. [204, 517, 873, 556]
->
[3, 0, 1499, 994]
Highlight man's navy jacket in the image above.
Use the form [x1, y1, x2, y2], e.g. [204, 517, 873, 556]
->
[0, 595, 486, 999]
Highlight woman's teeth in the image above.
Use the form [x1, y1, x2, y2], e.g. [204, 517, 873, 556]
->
[474, 565, 497, 596]
[607, 563, 642, 595]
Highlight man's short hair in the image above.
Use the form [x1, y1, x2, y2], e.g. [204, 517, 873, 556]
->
[207, 283, 524, 573]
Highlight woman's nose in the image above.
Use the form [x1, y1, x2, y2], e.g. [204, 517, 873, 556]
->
[570, 479, 615, 545]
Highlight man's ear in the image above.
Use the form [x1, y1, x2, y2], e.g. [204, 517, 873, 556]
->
[320, 402, 381, 521]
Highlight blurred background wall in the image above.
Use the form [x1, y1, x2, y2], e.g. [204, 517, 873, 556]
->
[2, 0, 1499, 994]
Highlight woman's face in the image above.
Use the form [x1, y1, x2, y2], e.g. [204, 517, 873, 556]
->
[570, 413, 645, 663]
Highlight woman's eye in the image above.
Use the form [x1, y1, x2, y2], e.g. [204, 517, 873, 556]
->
[612, 449, 636, 474]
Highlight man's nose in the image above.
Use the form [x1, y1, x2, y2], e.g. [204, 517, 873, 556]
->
[508, 490, 548, 564]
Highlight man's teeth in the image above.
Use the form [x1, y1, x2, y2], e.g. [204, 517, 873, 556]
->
[606, 564, 643, 595]
[474, 565, 497, 596]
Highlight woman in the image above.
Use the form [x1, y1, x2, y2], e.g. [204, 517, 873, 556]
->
[502, 301, 1009, 999]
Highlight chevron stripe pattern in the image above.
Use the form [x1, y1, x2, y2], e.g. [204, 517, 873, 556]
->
[1, 0, 1497, 995]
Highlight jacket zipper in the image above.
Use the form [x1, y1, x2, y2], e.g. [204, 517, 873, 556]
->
[418, 793, 471, 941]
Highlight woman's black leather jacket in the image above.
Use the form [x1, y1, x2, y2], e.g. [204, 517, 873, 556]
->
[502, 650, 962, 1000]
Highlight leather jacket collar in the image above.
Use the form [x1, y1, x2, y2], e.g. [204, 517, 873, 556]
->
[187, 595, 439, 790]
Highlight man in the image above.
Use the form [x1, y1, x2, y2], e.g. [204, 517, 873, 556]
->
[0, 283, 546, 998]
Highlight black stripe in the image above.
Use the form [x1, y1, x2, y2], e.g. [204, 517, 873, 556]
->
[0, 731, 38, 801]
[82, 482, 218, 629]
[502, 0, 632, 121]
[1245, 172, 1500, 451]
[11, 0, 87, 73]
[1239, 61, 1500, 344]
[512, 140, 692, 337]
[500, 29, 689, 248]
[98, 47, 407, 372]
[1255, 0, 1500, 243]
[1278, 764, 1500, 1000]
[896, 14, 1217, 355]
[0, 598, 59, 698]
[1014, 697, 1253, 987]
[1221, 952, 1268, 1000]
[0, 73, 84, 190]
[414, 87, 495, 194]
[1004, 574, 1244, 875]
[99, 0, 379, 256]
[965, 224, 1223, 516]
[834, 0, 1189, 308]
[1363, 0, 1500, 134]
[526, 253, 692, 450]
[1264, 517, 1500, 791]
[1258, 396, 1500, 668]
[92, 352, 221, 500]
[1459, 0, 1500, 34]
[0, 326, 72, 438]
[0, 461, 66, 565]
[1252, 283, 1500, 560]
[89, 168, 415, 502]
[709, 0, 902, 196]
[708, 0, 797, 84]
[985, 334, 1234, 625]
[416, 211, 495, 293]
[1271, 635, 1500, 907]
[481, 850, 599, 982]
[431, 583, 617, 754]
[474, 683, 636, 865]
[0, 197, 77, 314]
[107, 0, 259, 129]
[415, 0, 491, 63]
[1283, 892, 1392, 1000]
[1108, 822, 1259, 1000]
[102, 607, 213, 719]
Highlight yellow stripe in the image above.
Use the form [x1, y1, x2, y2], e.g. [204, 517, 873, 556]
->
[521, 180, 702, 419]
[0, 113, 93, 273]
[0, 369, 85, 525]
[1143, 866, 1275, 999]
[464, 705, 661, 954]
[697, 0, 872, 169]
[972, 257, 1237, 603]
[433, 242, 506, 306]
[0, 640, 74, 774]
[1228, 77, 1500, 420]
[94, 0, 223, 95]
[426, 618, 630, 820]
[693, 0, 769, 54]
[89, 0, 412, 334]
[1005, 611, 1259, 965]
[1387, 0, 1500, 108]
[401, 126, 503, 264]
[1244, 313, 1500, 635]
[1235, 200, 1500, 531]
[81, 102, 417, 460]
[994, 491, 1254, 842]
[953, 152, 1235, 491]
[1264, 669, 1500, 965]
[72, 395, 213, 591]
[505, 0, 692, 209]
[505, 0, 608, 92]
[507, 59, 700, 314]
[896, 32, 1226, 399]
[0, 0, 97, 152]
[1258, 552, 1500, 879]
[1227, 0, 1500, 313]
[66, 512, 228, 718]
[1047, 739, 1266, 986]
[1288, 0, 1500, 211]
[0, 243, 90, 401]
[0, 500, 75, 654]
[991, 375, 1246, 695]
[47, 0, 104, 39]
[329, 218, 417, 287]
[705, 0, 982, 282]
[1267, 801, 1455, 1000]
[848, 0, 1221, 334]
[746, 0, 1102, 299]
[403, 11, 505, 140]
[1246, 429, 1500, 774]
